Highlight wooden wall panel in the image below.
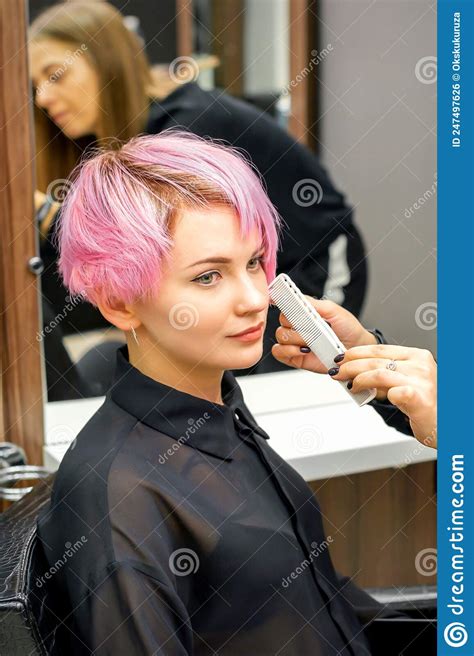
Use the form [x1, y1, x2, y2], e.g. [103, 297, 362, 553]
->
[211, 0, 244, 96]
[0, 0, 45, 465]
[310, 461, 437, 588]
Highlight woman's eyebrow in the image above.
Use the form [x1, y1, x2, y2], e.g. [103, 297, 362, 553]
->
[186, 245, 264, 269]
[31, 62, 63, 84]
[38, 62, 63, 75]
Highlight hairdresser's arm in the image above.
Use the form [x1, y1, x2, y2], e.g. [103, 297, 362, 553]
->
[271, 298, 437, 449]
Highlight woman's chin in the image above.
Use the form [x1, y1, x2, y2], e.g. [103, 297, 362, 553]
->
[225, 343, 264, 370]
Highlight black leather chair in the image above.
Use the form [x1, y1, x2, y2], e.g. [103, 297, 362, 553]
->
[0, 475, 436, 655]
[0, 474, 61, 655]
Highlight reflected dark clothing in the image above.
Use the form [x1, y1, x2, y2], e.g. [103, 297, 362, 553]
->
[41, 298, 92, 401]
[37, 345, 374, 655]
[40, 82, 367, 378]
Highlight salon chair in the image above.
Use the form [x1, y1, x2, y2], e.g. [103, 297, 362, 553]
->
[0, 475, 436, 655]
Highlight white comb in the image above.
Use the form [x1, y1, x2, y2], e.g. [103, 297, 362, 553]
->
[269, 273, 376, 407]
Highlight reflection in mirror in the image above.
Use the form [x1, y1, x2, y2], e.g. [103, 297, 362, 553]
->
[28, 0, 298, 404]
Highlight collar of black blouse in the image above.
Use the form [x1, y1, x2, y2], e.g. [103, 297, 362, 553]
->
[109, 345, 270, 462]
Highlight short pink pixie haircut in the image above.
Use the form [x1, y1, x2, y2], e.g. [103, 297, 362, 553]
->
[56, 129, 283, 308]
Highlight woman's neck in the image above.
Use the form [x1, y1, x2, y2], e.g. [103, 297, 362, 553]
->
[127, 337, 225, 405]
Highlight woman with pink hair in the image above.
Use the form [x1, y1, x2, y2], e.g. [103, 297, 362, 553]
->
[37, 130, 434, 654]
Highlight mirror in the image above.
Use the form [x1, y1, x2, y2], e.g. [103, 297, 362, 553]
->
[27, 0, 435, 408]
[28, 0, 294, 403]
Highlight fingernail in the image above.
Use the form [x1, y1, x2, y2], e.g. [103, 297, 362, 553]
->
[325, 320, 332, 327]
[327, 367, 339, 376]
[347, 381, 353, 390]
[334, 353, 344, 363]
[300, 346, 311, 353]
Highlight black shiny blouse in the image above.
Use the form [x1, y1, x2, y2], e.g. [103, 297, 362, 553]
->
[37, 345, 377, 655]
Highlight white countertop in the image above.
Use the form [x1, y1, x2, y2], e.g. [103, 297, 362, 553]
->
[44, 369, 436, 480]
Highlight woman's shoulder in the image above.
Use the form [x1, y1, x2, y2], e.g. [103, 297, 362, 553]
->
[39, 398, 180, 583]
[56, 396, 137, 473]
[49, 394, 189, 517]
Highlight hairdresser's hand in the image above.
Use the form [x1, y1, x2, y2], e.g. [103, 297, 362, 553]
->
[271, 297, 377, 375]
[328, 344, 437, 448]
[35, 189, 61, 240]
[35, 190, 47, 212]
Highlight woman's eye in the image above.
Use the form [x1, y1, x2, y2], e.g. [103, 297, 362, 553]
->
[249, 255, 265, 269]
[50, 70, 64, 83]
[192, 255, 265, 286]
[193, 271, 220, 286]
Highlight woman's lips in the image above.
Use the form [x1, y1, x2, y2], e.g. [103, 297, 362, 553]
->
[228, 323, 264, 342]
[52, 112, 69, 123]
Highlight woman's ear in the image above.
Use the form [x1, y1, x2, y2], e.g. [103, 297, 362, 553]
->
[97, 297, 141, 332]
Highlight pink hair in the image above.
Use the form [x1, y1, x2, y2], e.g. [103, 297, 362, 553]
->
[56, 129, 282, 308]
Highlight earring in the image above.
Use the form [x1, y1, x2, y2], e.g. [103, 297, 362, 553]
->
[130, 324, 139, 346]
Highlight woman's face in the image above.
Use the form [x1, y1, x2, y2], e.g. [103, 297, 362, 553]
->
[29, 38, 101, 139]
[133, 205, 271, 373]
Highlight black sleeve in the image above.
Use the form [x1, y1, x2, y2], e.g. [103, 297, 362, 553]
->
[72, 561, 193, 655]
[369, 397, 413, 436]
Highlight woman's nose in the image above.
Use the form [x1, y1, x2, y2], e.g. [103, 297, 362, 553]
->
[34, 82, 56, 109]
[234, 276, 269, 315]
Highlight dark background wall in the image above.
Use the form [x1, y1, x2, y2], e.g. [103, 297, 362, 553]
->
[29, 0, 178, 63]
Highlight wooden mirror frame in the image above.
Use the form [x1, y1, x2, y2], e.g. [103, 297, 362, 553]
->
[0, 0, 45, 466]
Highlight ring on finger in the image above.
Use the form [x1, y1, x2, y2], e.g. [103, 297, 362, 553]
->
[386, 359, 397, 371]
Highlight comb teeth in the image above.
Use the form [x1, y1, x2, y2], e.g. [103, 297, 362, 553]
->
[269, 274, 323, 346]
[268, 273, 377, 407]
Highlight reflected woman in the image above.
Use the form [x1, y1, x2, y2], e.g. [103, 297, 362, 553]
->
[29, 1, 368, 386]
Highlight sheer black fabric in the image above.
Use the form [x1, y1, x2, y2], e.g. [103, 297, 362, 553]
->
[37, 345, 404, 654]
